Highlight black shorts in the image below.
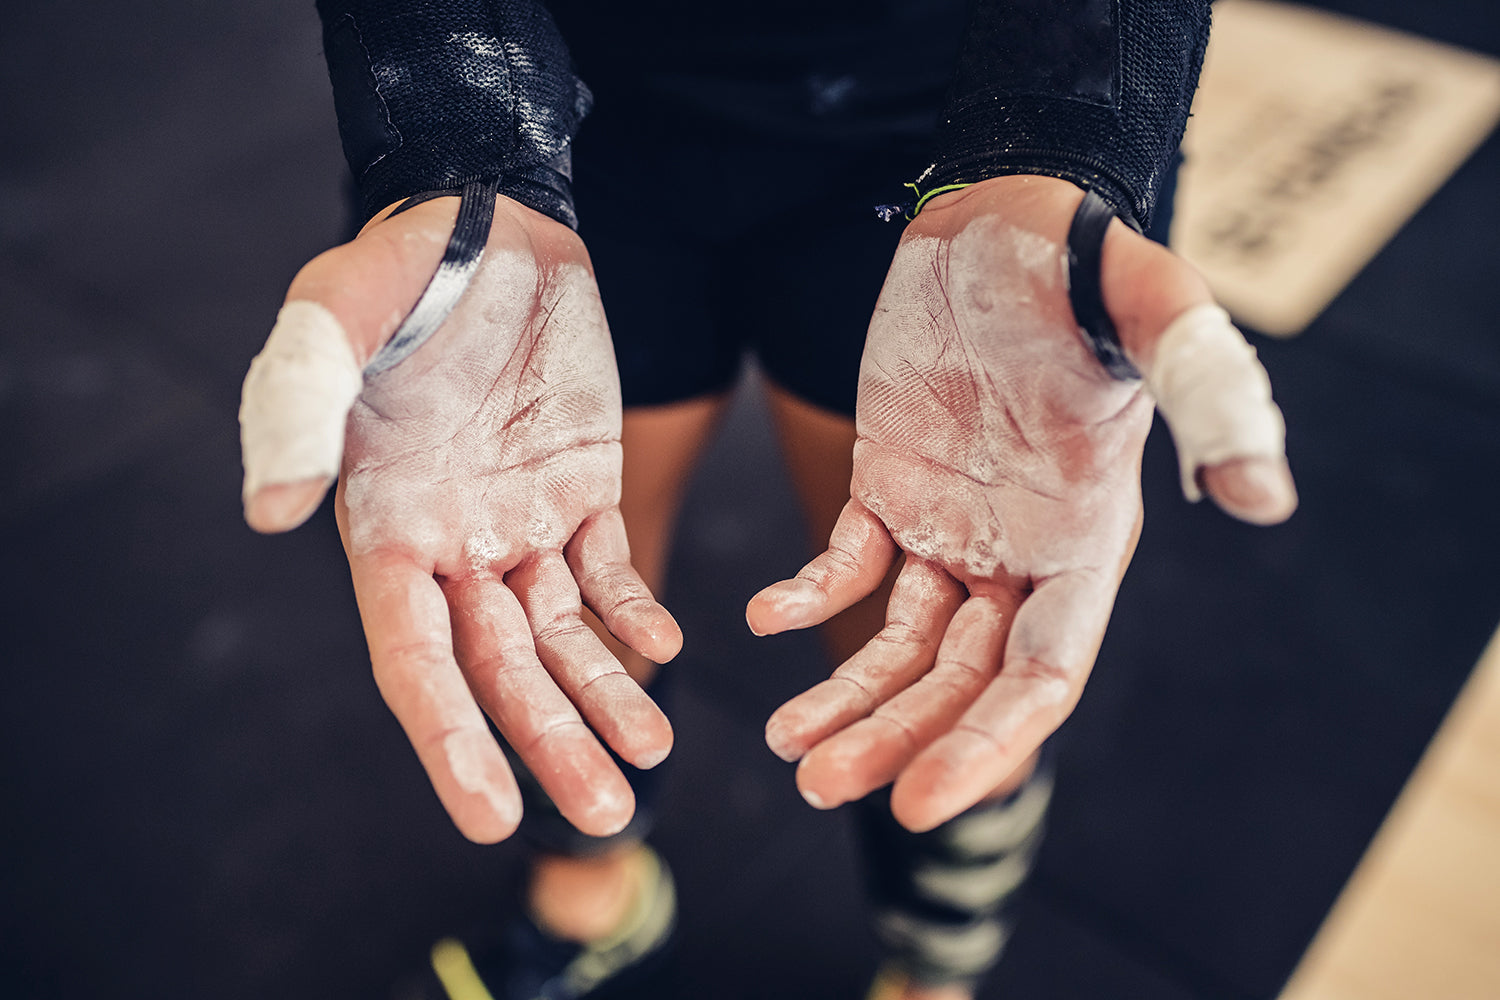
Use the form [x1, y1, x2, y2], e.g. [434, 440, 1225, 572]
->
[572, 113, 932, 418]
[572, 116, 1178, 419]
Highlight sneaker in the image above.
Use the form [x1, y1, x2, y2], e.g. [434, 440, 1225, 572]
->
[411, 845, 676, 1000]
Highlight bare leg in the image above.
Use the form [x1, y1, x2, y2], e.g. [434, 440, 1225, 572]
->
[764, 381, 1035, 1000]
[530, 392, 731, 939]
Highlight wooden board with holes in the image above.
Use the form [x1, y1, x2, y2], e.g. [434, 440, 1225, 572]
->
[1172, 0, 1500, 336]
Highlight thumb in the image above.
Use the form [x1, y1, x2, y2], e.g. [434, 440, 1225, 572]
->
[239, 298, 363, 532]
[240, 197, 461, 533]
[1099, 223, 1296, 526]
[1144, 303, 1296, 525]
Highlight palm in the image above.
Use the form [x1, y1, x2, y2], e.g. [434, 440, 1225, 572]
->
[851, 212, 1151, 594]
[748, 179, 1189, 833]
[340, 240, 622, 570]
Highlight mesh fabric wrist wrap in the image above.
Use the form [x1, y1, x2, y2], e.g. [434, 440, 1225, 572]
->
[317, 0, 591, 229]
[918, 0, 1211, 230]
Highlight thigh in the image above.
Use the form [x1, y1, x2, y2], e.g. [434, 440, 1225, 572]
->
[738, 150, 920, 661]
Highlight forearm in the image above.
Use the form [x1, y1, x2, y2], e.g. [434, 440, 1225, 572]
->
[315, 0, 589, 227]
[918, 0, 1212, 230]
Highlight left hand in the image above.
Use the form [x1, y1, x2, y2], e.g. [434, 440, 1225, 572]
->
[240, 195, 679, 843]
[746, 175, 1294, 832]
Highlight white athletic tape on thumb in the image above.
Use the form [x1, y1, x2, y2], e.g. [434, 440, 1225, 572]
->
[1145, 304, 1286, 502]
[239, 300, 363, 500]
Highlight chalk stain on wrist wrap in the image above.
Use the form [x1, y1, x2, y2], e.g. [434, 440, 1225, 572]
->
[918, 0, 1211, 230]
[240, 179, 502, 505]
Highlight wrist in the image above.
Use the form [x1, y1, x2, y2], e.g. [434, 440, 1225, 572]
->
[318, 0, 588, 229]
[917, 174, 1084, 217]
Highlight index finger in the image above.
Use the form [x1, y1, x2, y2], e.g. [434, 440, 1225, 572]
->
[746, 500, 898, 636]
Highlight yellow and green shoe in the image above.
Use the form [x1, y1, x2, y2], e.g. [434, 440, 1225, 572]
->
[422, 845, 676, 1000]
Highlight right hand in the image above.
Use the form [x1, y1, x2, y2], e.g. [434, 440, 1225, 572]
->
[240, 195, 681, 843]
[748, 176, 1294, 831]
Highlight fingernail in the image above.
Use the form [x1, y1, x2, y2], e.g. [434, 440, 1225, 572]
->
[755, 579, 824, 631]
[1218, 458, 1297, 522]
[634, 744, 670, 770]
[765, 725, 803, 764]
[244, 478, 329, 532]
[801, 786, 830, 810]
[745, 609, 768, 638]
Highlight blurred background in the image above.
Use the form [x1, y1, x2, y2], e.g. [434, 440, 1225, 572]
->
[2, 1, 1497, 997]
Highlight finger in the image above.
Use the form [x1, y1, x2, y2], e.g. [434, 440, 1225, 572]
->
[764, 558, 965, 763]
[892, 569, 1115, 831]
[241, 203, 458, 533]
[507, 551, 674, 770]
[444, 573, 636, 837]
[350, 551, 521, 844]
[1142, 304, 1293, 523]
[795, 591, 1020, 810]
[566, 510, 683, 664]
[1199, 455, 1298, 526]
[240, 301, 362, 532]
[746, 500, 899, 636]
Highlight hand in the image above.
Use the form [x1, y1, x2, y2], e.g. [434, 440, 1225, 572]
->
[747, 175, 1294, 832]
[240, 196, 680, 843]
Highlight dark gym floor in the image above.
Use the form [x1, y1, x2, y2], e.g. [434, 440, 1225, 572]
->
[2, 2, 1497, 998]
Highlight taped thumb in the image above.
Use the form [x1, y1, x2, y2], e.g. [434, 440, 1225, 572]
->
[239, 300, 363, 531]
[1143, 303, 1287, 502]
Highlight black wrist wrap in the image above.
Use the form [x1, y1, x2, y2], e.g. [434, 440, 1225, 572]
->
[316, 0, 591, 228]
[921, 0, 1210, 230]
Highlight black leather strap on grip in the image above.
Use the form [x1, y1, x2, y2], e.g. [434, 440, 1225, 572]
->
[1067, 189, 1141, 381]
[364, 177, 501, 375]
